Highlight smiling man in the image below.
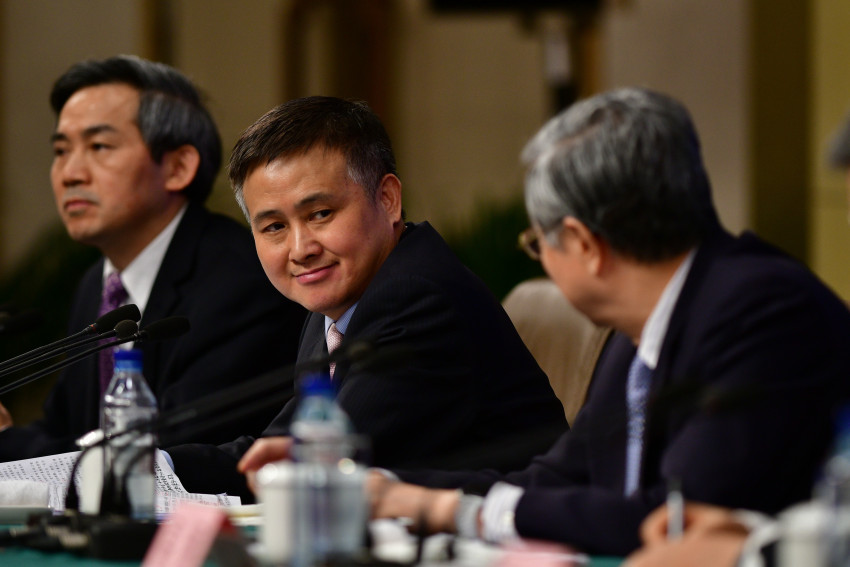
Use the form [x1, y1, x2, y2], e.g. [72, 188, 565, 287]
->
[245, 145, 401, 320]
[0, 55, 306, 460]
[166, 96, 568, 499]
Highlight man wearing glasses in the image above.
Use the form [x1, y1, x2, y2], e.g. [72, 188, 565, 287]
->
[369, 87, 850, 557]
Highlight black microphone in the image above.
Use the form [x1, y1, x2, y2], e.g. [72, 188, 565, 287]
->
[0, 304, 141, 375]
[67, 337, 405, 506]
[0, 318, 142, 380]
[0, 320, 139, 396]
[0, 309, 43, 337]
[0, 316, 188, 397]
[90, 304, 142, 335]
[34, 338, 410, 560]
[133, 316, 190, 343]
[53, 338, 398, 557]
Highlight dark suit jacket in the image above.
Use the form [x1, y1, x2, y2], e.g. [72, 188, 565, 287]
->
[399, 229, 850, 556]
[169, 222, 568, 498]
[0, 203, 307, 460]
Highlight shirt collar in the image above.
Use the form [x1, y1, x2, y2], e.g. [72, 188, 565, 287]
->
[325, 302, 359, 337]
[102, 204, 187, 316]
[636, 249, 696, 370]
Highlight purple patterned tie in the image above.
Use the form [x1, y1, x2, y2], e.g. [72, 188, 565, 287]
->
[98, 272, 128, 394]
[327, 322, 343, 378]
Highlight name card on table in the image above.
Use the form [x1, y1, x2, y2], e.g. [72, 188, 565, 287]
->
[142, 502, 249, 567]
[497, 539, 589, 567]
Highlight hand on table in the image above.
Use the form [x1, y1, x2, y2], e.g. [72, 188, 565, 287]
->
[625, 530, 747, 567]
[367, 470, 460, 535]
[237, 436, 294, 493]
[640, 502, 751, 544]
[0, 400, 13, 431]
[625, 502, 751, 567]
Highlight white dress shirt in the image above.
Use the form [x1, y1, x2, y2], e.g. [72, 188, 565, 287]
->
[475, 249, 696, 543]
[101, 204, 186, 347]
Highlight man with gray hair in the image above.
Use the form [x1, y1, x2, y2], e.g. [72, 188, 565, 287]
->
[369, 87, 850, 556]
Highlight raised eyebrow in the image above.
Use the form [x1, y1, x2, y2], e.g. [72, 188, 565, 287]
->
[251, 209, 284, 228]
[294, 192, 335, 211]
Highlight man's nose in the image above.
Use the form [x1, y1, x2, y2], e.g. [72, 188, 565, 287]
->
[58, 149, 90, 187]
[290, 226, 321, 262]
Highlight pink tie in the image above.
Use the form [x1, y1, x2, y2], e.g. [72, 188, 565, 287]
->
[98, 272, 128, 394]
[327, 322, 343, 378]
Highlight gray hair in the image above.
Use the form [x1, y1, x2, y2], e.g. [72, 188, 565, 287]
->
[522, 87, 719, 262]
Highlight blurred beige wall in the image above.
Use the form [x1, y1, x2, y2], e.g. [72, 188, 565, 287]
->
[0, 0, 142, 275]
[603, 0, 749, 235]
[810, 0, 850, 299]
[2, 0, 848, 297]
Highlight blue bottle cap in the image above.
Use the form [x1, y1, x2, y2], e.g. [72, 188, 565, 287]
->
[114, 349, 143, 367]
[299, 372, 334, 396]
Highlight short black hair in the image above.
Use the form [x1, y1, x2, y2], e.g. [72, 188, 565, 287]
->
[229, 96, 397, 220]
[50, 54, 222, 203]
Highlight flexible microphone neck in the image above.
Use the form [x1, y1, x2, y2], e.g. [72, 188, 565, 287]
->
[0, 304, 141, 376]
[59, 317, 190, 514]
[0, 320, 139, 380]
[0, 316, 185, 397]
[63, 336, 404, 514]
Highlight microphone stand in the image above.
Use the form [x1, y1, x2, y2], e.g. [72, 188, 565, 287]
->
[0, 304, 140, 375]
[0, 316, 188, 397]
[0, 322, 135, 379]
[5, 339, 409, 560]
[65, 338, 392, 513]
[0, 323, 138, 396]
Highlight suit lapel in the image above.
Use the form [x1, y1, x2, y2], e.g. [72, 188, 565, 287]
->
[141, 203, 205, 327]
[79, 260, 108, 430]
[298, 313, 329, 367]
[651, 230, 732, 394]
[642, 231, 734, 488]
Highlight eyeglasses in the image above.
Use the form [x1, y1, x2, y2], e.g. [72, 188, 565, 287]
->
[518, 228, 541, 261]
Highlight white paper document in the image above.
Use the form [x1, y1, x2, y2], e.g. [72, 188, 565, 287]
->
[0, 450, 240, 514]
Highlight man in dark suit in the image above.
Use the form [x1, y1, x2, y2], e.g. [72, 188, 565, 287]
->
[167, 96, 568, 498]
[369, 88, 850, 556]
[0, 55, 306, 460]
[622, 94, 850, 567]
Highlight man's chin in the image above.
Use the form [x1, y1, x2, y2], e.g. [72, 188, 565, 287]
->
[63, 225, 102, 246]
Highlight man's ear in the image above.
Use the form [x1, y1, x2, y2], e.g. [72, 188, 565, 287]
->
[377, 173, 403, 223]
[562, 216, 606, 275]
[163, 144, 201, 193]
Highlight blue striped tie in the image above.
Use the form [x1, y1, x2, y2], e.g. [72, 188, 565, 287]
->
[625, 354, 652, 496]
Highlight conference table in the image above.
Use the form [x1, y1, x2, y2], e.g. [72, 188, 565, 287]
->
[0, 519, 625, 566]
[0, 550, 623, 567]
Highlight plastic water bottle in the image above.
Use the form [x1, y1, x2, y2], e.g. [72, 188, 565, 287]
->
[100, 349, 158, 520]
[290, 373, 363, 565]
[817, 406, 850, 566]
[291, 373, 352, 464]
